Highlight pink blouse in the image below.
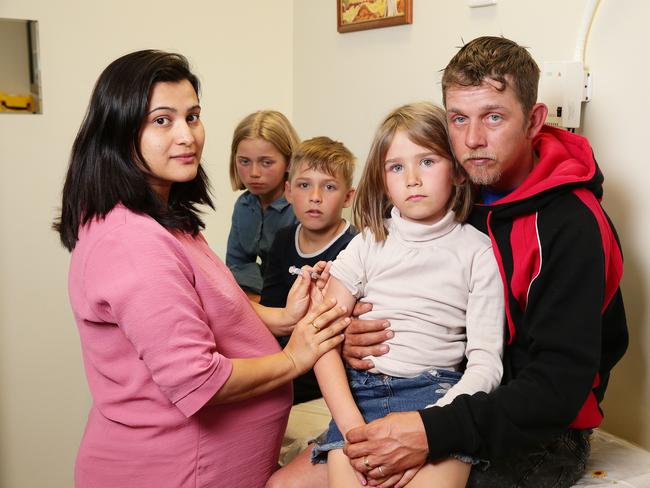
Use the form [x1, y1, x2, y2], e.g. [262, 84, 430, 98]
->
[68, 205, 291, 488]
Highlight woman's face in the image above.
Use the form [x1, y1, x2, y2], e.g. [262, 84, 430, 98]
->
[139, 80, 205, 202]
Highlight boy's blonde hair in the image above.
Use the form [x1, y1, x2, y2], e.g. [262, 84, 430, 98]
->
[288, 136, 355, 189]
[229, 110, 300, 191]
[353, 102, 474, 242]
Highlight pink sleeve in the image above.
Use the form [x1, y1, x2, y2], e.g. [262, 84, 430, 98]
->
[83, 224, 232, 417]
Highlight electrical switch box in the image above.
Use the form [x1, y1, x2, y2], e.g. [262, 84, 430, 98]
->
[539, 61, 591, 129]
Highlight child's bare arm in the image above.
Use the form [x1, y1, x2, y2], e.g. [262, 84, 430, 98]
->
[314, 277, 365, 435]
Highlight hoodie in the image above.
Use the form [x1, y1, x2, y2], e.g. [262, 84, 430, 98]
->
[419, 125, 628, 462]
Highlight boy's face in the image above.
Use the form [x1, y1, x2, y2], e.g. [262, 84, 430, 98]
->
[285, 161, 354, 234]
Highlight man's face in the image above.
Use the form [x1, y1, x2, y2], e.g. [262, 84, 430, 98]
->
[445, 79, 535, 191]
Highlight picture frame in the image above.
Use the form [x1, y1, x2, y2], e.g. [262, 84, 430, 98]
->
[337, 0, 413, 33]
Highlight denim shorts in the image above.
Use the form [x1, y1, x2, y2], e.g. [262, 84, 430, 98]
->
[311, 367, 477, 465]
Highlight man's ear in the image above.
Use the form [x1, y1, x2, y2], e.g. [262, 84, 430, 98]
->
[452, 170, 466, 186]
[284, 180, 293, 204]
[343, 187, 356, 208]
[526, 103, 548, 139]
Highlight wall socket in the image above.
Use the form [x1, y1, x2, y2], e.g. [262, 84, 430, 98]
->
[539, 61, 592, 129]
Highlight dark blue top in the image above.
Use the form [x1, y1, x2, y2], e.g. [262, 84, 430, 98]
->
[260, 221, 357, 404]
[226, 191, 297, 295]
[480, 186, 513, 205]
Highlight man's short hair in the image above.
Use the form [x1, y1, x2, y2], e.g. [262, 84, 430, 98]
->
[442, 36, 540, 114]
[288, 136, 355, 189]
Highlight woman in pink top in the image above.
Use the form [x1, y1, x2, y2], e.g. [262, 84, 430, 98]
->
[53, 50, 349, 488]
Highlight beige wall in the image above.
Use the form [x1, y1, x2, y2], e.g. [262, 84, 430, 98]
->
[581, 0, 650, 445]
[293, 0, 650, 449]
[1, 1, 649, 487]
[0, 1, 293, 487]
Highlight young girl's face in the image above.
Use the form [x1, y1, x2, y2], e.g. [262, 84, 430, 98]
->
[384, 130, 455, 225]
[235, 137, 288, 204]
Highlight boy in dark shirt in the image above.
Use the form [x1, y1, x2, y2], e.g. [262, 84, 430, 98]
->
[261, 136, 357, 404]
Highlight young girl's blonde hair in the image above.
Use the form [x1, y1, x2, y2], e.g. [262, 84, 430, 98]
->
[353, 102, 474, 242]
[229, 110, 300, 191]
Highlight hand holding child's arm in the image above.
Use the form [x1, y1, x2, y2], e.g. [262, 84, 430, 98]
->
[344, 412, 428, 484]
[283, 298, 350, 375]
[210, 298, 349, 405]
[341, 301, 393, 370]
[252, 265, 324, 336]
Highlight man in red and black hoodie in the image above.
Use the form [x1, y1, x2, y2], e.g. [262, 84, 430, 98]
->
[342, 36, 629, 487]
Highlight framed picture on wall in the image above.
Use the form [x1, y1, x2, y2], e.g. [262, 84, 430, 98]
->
[337, 0, 412, 33]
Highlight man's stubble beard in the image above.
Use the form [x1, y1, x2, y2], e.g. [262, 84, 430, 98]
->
[459, 151, 501, 186]
[467, 166, 502, 186]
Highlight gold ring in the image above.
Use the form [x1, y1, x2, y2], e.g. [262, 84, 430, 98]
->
[312, 322, 321, 331]
[363, 455, 372, 471]
[377, 465, 385, 476]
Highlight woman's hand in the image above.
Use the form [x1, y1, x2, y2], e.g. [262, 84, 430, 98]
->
[284, 263, 331, 324]
[313, 260, 333, 294]
[266, 320, 295, 338]
[284, 267, 311, 324]
[283, 298, 350, 376]
[283, 261, 324, 322]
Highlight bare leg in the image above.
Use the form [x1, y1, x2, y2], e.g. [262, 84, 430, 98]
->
[405, 459, 470, 488]
[266, 444, 328, 488]
[328, 449, 364, 487]
[328, 450, 469, 488]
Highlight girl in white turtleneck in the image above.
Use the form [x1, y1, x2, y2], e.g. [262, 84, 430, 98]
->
[310, 102, 505, 488]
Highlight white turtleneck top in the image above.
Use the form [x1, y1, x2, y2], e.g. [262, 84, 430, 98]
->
[330, 207, 504, 407]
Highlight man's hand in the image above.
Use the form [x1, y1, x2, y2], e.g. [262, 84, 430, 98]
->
[344, 412, 428, 481]
[341, 301, 392, 370]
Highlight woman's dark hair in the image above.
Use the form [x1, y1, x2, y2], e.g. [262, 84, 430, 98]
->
[53, 50, 213, 251]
